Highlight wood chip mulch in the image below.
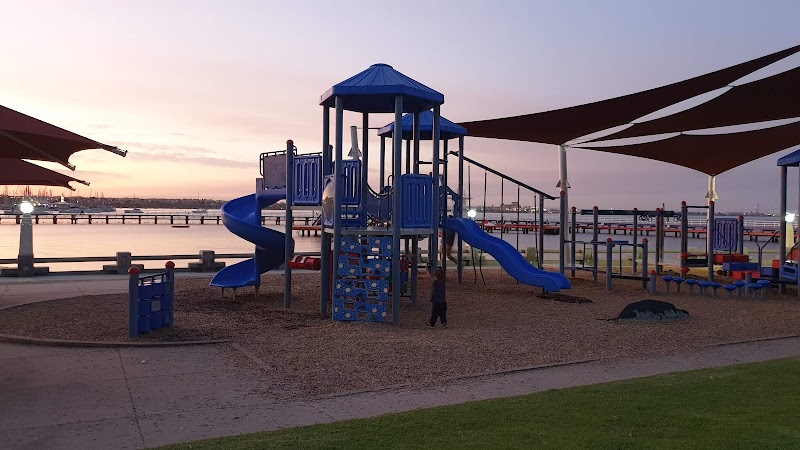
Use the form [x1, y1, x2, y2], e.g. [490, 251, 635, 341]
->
[2, 269, 800, 398]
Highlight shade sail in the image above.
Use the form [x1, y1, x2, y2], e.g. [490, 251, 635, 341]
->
[575, 119, 800, 175]
[0, 105, 126, 169]
[458, 44, 800, 145]
[0, 158, 89, 189]
[589, 66, 800, 142]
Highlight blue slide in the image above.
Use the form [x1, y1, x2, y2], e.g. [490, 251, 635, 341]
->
[211, 189, 294, 288]
[446, 218, 571, 292]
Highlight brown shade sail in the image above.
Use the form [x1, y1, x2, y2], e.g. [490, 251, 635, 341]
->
[458, 44, 800, 145]
[574, 119, 800, 176]
[587, 66, 800, 142]
[0, 105, 126, 170]
[0, 158, 89, 189]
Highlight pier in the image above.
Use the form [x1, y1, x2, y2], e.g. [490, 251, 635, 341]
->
[0, 213, 322, 232]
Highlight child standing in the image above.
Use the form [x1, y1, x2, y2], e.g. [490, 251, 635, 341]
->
[428, 268, 447, 328]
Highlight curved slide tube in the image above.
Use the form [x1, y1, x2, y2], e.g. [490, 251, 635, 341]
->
[446, 218, 571, 292]
[211, 191, 295, 289]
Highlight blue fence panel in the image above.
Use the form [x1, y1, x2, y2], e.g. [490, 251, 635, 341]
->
[341, 160, 361, 206]
[714, 218, 740, 252]
[130, 269, 175, 336]
[401, 174, 433, 228]
[292, 155, 322, 206]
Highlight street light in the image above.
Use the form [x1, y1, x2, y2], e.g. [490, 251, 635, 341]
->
[18, 201, 35, 276]
[467, 209, 477, 219]
[19, 201, 34, 214]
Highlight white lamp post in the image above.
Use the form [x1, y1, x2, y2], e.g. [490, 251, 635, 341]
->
[17, 201, 34, 276]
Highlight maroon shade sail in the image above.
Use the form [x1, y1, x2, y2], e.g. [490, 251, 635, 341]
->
[0, 105, 126, 169]
[0, 158, 89, 189]
[588, 66, 800, 142]
[458, 44, 800, 145]
[574, 119, 800, 176]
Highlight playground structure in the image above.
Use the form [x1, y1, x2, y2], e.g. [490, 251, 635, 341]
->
[128, 262, 175, 336]
[211, 63, 571, 324]
[777, 150, 800, 297]
[207, 61, 800, 324]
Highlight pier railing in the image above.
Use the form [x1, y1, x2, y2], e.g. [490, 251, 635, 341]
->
[0, 213, 322, 227]
[0, 250, 321, 277]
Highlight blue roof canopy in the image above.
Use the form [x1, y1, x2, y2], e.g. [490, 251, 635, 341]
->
[378, 111, 468, 141]
[320, 64, 444, 113]
[777, 149, 800, 167]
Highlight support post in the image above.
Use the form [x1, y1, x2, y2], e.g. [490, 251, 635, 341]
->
[632, 208, 639, 273]
[284, 139, 294, 308]
[379, 136, 386, 191]
[779, 166, 787, 263]
[558, 144, 570, 273]
[320, 106, 331, 314]
[559, 190, 566, 274]
[391, 96, 403, 324]
[538, 194, 545, 268]
[641, 238, 649, 289]
[361, 113, 369, 218]
[606, 238, 613, 291]
[592, 206, 599, 282]
[457, 135, 464, 284]
[707, 200, 715, 281]
[570, 207, 577, 277]
[128, 267, 140, 337]
[680, 201, 688, 275]
[332, 98, 344, 316]
[649, 269, 657, 295]
[430, 105, 441, 273]
[411, 111, 421, 306]
[737, 215, 745, 254]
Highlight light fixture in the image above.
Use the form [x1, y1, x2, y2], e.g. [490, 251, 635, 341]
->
[786, 212, 796, 222]
[19, 201, 34, 214]
[467, 209, 477, 219]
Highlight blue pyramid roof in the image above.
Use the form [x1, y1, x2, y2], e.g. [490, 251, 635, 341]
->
[778, 148, 800, 167]
[320, 64, 444, 113]
[377, 111, 467, 141]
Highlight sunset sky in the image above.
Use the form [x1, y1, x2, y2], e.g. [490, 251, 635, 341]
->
[2, 0, 799, 213]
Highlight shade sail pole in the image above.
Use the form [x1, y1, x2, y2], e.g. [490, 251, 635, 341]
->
[559, 144, 570, 273]
[706, 175, 719, 201]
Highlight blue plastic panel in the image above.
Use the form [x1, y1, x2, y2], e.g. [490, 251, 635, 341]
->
[262, 153, 287, 189]
[135, 273, 175, 333]
[341, 160, 361, 206]
[401, 174, 433, 228]
[293, 155, 322, 206]
[340, 236, 394, 256]
[334, 279, 390, 302]
[333, 298, 388, 322]
[714, 218, 740, 252]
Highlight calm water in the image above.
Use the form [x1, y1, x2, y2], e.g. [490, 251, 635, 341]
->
[0, 209, 783, 272]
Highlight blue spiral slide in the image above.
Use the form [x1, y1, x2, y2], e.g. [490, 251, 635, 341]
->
[446, 218, 571, 292]
[211, 189, 294, 289]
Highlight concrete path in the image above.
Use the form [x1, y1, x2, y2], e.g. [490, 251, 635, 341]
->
[3, 336, 800, 449]
[0, 275, 129, 308]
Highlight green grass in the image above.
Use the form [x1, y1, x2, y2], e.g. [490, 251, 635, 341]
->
[161, 358, 800, 449]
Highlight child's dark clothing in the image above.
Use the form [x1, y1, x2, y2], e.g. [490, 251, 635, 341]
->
[429, 278, 447, 327]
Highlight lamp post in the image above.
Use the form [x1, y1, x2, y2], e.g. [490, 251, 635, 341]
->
[17, 201, 34, 277]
